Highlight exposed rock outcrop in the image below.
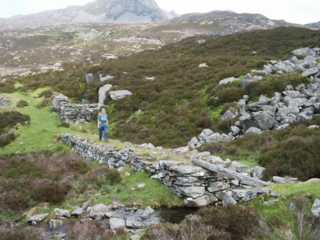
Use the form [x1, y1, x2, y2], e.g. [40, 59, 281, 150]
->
[0, 0, 168, 30]
[219, 47, 320, 87]
[190, 47, 320, 149]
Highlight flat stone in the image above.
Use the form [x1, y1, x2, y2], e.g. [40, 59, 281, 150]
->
[28, 213, 48, 225]
[219, 77, 239, 85]
[179, 186, 206, 199]
[54, 208, 70, 218]
[220, 192, 237, 207]
[311, 199, 320, 217]
[110, 217, 126, 230]
[88, 204, 112, 220]
[245, 127, 263, 135]
[302, 67, 319, 77]
[184, 195, 217, 207]
[71, 207, 84, 217]
[272, 176, 299, 184]
[109, 90, 133, 100]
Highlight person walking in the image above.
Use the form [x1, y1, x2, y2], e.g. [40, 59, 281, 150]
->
[98, 108, 109, 141]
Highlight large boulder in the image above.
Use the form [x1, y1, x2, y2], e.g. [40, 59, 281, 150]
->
[110, 217, 126, 230]
[302, 67, 320, 77]
[109, 90, 133, 100]
[245, 127, 263, 135]
[27, 213, 48, 225]
[88, 204, 112, 220]
[252, 110, 276, 130]
[98, 84, 112, 106]
[198, 129, 233, 145]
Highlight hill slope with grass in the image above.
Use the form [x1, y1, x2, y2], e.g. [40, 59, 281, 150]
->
[7, 27, 320, 147]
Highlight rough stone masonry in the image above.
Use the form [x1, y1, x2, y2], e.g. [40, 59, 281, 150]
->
[52, 94, 99, 124]
[62, 134, 271, 207]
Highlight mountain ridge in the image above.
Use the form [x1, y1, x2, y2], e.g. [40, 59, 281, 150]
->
[0, 0, 168, 30]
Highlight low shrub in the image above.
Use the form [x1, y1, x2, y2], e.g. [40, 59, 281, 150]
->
[0, 132, 16, 147]
[0, 153, 89, 212]
[30, 180, 70, 204]
[202, 121, 320, 180]
[0, 111, 30, 132]
[259, 135, 320, 180]
[143, 206, 260, 240]
[16, 100, 29, 108]
[38, 89, 53, 98]
[0, 226, 41, 240]
[68, 220, 128, 240]
[209, 85, 245, 107]
[245, 74, 309, 98]
[84, 167, 122, 189]
[36, 98, 50, 108]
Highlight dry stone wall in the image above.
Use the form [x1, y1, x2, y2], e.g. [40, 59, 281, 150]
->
[62, 134, 271, 207]
[52, 94, 99, 124]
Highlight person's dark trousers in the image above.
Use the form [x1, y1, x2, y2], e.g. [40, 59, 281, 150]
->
[99, 126, 108, 141]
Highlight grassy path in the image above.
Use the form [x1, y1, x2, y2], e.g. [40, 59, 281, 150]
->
[0, 91, 70, 155]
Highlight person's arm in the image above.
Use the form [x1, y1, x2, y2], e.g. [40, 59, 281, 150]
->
[97, 115, 100, 128]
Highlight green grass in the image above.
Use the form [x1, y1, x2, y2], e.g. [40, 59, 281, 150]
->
[90, 170, 183, 208]
[272, 181, 320, 197]
[0, 91, 70, 155]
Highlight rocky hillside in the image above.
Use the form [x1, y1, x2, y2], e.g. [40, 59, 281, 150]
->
[307, 21, 320, 29]
[144, 11, 296, 41]
[0, 0, 167, 30]
[7, 27, 320, 147]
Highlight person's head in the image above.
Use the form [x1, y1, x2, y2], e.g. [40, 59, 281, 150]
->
[101, 108, 106, 115]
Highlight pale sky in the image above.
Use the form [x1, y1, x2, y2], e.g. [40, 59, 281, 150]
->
[1, 0, 319, 24]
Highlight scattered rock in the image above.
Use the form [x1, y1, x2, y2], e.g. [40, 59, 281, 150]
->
[219, 77, 239, 85]
[49, 219, 64, 230]
[250, 166, 266, 179]
[245, 127, 263, 135]
[71, 207, 84, 217]
[220, 192, 237, 207]
[54, 208, 70, 218]
[302, 67, 319, 77]
[184, 195, 217, 207]
[88, 204, 112, 220]
[99, 74, 114, 82]
[272, 176, 299, 184]
[28, 213, 48, 225]
[311, 199, 320, 217]
[292, 47, 316, 58]
[109, 90, 133, 100]
[137, 183, 146, 189]
[198, 63, 209, 68]
[308, 125, 320, 129]
[110, 217, 126, 230]
[0, 96, 10, 108]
